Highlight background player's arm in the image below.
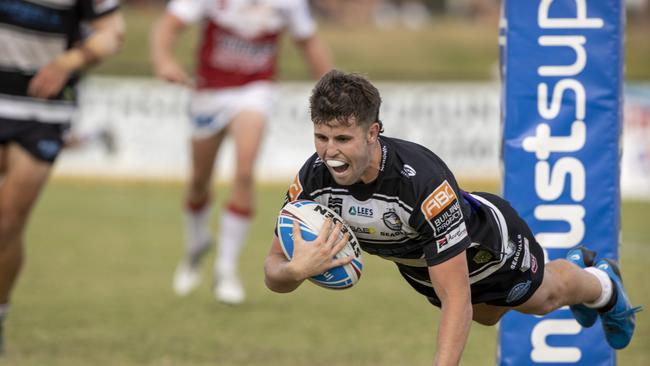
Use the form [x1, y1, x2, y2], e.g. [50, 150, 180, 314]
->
[294, 34, 333, 79]
[428, 251, 472, 366]
[264, 220, 353, 293]
[27, 11, 125, 99]
[150, 12, 192, 86]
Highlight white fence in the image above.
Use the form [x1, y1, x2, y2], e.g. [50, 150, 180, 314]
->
[55, 77, 650, 199]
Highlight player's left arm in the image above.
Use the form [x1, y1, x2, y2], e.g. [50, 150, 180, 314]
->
[428, 251, 472, 366]
[294, 34, 333, 79]
[28, 10, 125, 99]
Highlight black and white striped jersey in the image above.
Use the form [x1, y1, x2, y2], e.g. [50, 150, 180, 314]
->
[285, 136, 511, 298]
[0, 0, 119, 124]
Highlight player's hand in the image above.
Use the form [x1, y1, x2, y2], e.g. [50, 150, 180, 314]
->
[287, 218, 354, 281]
[153, 59, 193, 87]
[27, 62, 71, 99]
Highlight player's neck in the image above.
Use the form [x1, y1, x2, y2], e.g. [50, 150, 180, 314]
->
[359, 140, 382, 184]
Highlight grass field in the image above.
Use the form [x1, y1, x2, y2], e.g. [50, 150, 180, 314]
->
[94, 5, 650, 80]
[2, 180, 648, 365]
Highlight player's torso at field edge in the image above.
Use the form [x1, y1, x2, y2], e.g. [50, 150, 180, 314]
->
[0, 0, 120, 123]
[289, 136, 507, 277]
[169, 0, 316, 89]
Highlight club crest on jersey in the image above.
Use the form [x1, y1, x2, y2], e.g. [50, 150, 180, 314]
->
[382, 209, 403, 231]
[288, 174, 303, 202]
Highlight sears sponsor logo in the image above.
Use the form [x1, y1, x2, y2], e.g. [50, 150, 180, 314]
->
[436, 222, 467, 253]
[349, 206, 373, 218]
[506, 280, 532, 304]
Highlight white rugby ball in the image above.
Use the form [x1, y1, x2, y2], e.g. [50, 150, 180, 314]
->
[277, 200, 363, 289]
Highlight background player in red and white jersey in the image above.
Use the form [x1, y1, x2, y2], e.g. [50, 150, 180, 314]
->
[151, 0, 332, 304]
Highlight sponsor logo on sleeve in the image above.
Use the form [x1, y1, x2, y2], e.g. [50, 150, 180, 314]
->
[421, 181, 465, 236]
[436, 222, 468, 253]
[288, 174, 303, 202]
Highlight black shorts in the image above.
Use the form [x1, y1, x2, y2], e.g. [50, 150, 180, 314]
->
[0, 117, 68, 163]
[419, 192, 545, 308]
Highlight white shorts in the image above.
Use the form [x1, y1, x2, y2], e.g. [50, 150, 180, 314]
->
[189, 81, 277, 139]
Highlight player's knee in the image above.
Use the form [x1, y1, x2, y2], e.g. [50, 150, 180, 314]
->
[473, 314, 501, 326]
[233, 171, 254, 189]
[0, 214, 23, 248]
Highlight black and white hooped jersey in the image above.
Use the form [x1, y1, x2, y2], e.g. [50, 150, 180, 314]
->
[0, 0, 119, 123]
[284, 136, 511, 298]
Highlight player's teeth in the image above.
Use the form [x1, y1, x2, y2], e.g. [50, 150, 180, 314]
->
[326, 160, 346, 168]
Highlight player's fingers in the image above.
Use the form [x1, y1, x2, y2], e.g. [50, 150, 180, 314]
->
[325, 222, 342, 247]
[315, 218, 332, 245]
[292, 220, 303, 244]
[330, 232, 349, 256]
[332, 254, 354, 267]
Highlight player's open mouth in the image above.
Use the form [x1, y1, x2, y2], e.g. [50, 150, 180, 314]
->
[326, 159, 349, 173]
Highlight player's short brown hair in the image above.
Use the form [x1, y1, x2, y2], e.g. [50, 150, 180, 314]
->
[309, 69, 383, 132]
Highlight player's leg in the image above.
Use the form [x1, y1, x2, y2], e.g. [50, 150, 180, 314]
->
[515, 259, 603, 315]
[173, 129, 227, 296]
[213, 109, 266, 304]
[0, 143, 53, 354]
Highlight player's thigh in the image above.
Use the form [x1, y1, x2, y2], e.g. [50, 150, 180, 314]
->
[0, 143, 52, 230]
[229, 110, 267, 173]
[513, 266, 562, 315]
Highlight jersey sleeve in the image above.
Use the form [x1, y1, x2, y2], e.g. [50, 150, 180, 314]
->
[274, 154, 320, 236]
[412, 173, 471, 267]
[78, 0, 120, 21]
[286, 0, 316, 40]
[167, 0, 207, 24]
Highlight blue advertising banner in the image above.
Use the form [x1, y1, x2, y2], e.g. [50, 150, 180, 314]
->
[500, 1, 623, 365]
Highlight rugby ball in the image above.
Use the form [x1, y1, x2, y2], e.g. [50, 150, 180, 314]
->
[277, 200, 363, 289]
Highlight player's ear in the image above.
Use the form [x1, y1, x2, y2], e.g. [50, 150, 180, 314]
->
[367, 122, 380, 143]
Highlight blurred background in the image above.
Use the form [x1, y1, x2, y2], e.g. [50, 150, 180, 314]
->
[7, 1, 650, 365]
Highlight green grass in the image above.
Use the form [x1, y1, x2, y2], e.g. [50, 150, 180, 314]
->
[94, 5, 650, 80]
[2, 180, 648, 365]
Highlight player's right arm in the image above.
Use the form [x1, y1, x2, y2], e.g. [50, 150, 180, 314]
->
[150, 11, 192, 86]
[264, 219, 353, 293]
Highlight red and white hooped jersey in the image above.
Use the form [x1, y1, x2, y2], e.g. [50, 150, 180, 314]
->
[167, 0, 316, 89]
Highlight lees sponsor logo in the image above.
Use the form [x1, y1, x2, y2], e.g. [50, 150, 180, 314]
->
[422, 180, 457, 221]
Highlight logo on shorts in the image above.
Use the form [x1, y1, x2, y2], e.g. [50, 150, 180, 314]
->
[530, 255, 538, 274]
[193, 115, 214, 128]
[506, 280, 532, 303]
[37, 140, 61, 159]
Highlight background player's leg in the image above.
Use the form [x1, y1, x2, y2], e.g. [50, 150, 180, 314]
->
[214, 110, 266, 304]
[0, 144, 52, 352]
[173, 131, 226, 296]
